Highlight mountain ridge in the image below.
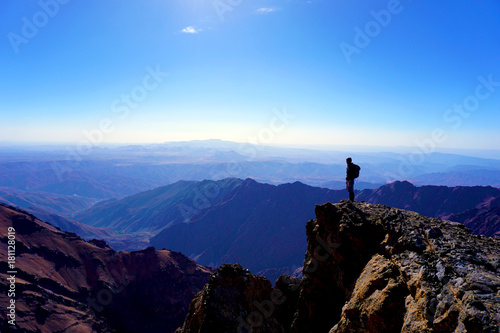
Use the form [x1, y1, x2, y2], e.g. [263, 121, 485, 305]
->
[150, 179, 345, 276]
[357, 180, 500, 221]
[73, 178, 243, 233]
[445, 195, 500, 238]
[76, 179, 500, 238]
[0, 202, 213, 333]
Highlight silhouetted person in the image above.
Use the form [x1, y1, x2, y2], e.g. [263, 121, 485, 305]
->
[346, 157, 360, 201]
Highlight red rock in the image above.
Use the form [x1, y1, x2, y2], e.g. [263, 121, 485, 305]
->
[0, 203, 213, 333]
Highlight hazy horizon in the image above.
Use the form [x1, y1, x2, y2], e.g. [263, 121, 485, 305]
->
[2, 1, 499, 150]
[2, 138, 500, 160]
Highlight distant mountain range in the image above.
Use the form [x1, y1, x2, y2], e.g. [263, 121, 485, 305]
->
[0, 187, 97, 217]
[1, 141, 500, 203]
[413, 168, 500, 187]
[0, 160, 158, 199]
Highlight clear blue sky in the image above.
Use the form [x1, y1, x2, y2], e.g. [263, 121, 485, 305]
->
[1, 0, 499, 149]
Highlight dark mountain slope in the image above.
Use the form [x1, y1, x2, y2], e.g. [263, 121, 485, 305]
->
[74, 178, 243, 233]
[320, 180, 383, 190]
[0, 188, 149, 251]
[0, 160, 158, 199]
[150, 179, 346, 274]
[22, 206, 115, 239]
[60, 178, 500, 286]
[357, 180, 500, 218]
[0, 203, 213, 333]
[445, 195, 500, 238]
[0, 187, 97, 217]
[19, 206, 149, 251]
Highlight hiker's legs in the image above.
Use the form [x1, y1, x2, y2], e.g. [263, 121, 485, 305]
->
[346, 180, 355, 201]
[349, 191, 355, 202]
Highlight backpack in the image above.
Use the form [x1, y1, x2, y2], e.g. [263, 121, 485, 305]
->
[351, 164, 360, 179]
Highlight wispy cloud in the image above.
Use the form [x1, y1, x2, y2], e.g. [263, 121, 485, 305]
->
[256, 7, 279, 14]
[181, 26, 200, 34]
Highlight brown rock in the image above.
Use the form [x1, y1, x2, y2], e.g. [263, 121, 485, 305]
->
[296, 200, 500, 333]
[176, 263, 284, 333]
[330, 254, 408, 333]
[0, 203, 213, 333]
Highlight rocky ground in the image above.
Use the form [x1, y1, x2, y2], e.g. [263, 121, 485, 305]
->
[177, 200, 500, 333]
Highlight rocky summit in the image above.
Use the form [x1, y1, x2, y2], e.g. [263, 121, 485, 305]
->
[177, 200, 500, 333]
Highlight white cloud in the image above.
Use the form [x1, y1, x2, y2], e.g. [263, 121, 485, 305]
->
[256, 7, 278, 14]
[181, 26, 200, 34]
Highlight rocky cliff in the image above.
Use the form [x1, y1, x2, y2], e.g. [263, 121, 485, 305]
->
[0, 203, 213, 333]
[177, 200, 500, 333]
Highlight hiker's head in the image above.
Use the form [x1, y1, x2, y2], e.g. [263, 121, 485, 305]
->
[346, 157, 352, 164]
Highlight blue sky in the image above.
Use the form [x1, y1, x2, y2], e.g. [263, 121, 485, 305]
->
[1, 0, 499, 149]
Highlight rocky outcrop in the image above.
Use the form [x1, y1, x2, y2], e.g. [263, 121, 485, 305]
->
[178, 200, 500, 333]
[0, 203, 213, 333]
[176, 263, 301, 333]
[320, 201, 500, 333]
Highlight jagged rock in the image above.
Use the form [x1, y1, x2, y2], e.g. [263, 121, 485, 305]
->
[87, 238, 111, 249]
[178, 200, 500, 333]
[273, 274, 301, 330]
[298, 200, 500, 333]
[176, 263, 285, 333]
[328, 253, 409, 332]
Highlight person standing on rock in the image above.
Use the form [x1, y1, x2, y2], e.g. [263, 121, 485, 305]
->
[346, 157, 360, 201]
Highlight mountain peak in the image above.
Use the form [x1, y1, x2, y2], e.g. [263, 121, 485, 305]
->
[242, 177, 258, 185]
[387, 180, 416, 189]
